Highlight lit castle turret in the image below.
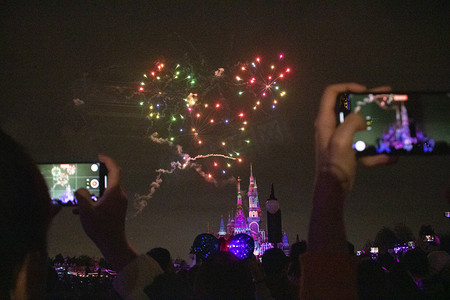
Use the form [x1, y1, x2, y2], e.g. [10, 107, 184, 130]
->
[234, 177, 247, 234]
[217, 165, 284, 256]
[247, 164, 261, 240]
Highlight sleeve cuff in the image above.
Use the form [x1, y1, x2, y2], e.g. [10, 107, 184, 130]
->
[113, 254, 164, 300]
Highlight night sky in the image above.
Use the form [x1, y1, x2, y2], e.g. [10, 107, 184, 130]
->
[1, 1, 449, 261]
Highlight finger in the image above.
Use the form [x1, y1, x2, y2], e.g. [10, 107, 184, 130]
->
[316, 83, 367, 152]
[359, 155, 399, 167]
[74, 188, 94, 212]
[369, 85, 392, 93]
[329, 113, 366, 151]
[98, 154, 121, 188]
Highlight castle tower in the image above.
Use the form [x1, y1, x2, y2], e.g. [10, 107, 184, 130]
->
[247, 164, 261, 240]
[234, 177, 247, 234]
[282, 232, 290, 256]
[218, 215, 226, 237]
[266, 184, 282, 244]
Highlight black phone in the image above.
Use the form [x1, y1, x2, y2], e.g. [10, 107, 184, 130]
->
[337, 92, 450, 155]
[37, 162, 107, 206]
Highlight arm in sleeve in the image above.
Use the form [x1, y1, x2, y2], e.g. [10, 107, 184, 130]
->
[113, 254, 164, 300]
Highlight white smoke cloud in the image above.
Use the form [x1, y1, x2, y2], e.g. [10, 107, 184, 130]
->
[132, 132, 237, 216]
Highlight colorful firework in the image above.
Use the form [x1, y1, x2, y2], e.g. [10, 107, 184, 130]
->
[134, 54, 291, 172]
[72, 53, 292, 213]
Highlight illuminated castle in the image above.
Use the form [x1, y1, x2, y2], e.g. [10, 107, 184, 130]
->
[217, 165, 288, 256]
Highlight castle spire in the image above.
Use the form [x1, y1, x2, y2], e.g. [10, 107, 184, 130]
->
[270, 184, 277, 200]
[234, 176, 247, 234]
[218, 215, 226, 236]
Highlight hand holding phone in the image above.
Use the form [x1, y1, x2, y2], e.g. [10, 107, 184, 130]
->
[38, 162, 107, 206]
[337, 92, 450, 155]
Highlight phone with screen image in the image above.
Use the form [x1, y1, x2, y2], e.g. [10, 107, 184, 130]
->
[336, 92, 450, 155]
[37, 162, 107, 206]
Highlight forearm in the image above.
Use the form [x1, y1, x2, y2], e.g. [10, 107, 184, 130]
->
[95, 235, 138, 272]
[307, 170, 348, 254]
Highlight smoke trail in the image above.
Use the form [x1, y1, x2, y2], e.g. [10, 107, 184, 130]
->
[133, 132, 237, 216]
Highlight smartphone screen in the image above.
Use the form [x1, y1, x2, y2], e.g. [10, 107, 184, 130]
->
[37, 162, 107, 206]
[337, 92, 450, 155]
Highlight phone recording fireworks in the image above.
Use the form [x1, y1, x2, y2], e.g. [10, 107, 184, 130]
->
[337, 92, 450, 155]
[38, 162, 107, 206]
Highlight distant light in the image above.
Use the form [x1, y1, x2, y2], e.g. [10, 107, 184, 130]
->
[394, 94, 408, 101]
[354, 141, 366, 152]
[139, 87, 144, 92]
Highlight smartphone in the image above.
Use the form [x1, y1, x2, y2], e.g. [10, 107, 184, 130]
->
[337, 92, 450, 155]
[37, 162, 107, 206]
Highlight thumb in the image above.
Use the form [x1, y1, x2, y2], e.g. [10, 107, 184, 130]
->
[74, 188, 94, 213]
[332, 113, 366, 149]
